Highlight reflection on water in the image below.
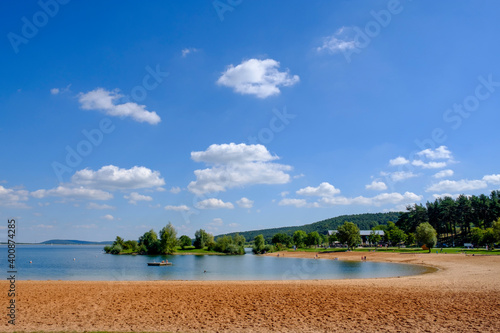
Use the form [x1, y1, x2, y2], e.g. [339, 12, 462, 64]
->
[10, 245, 432, 281]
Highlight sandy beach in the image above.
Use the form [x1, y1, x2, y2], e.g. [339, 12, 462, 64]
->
[2, 251, 500, 332]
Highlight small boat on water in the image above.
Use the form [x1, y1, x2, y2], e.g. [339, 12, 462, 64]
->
[147, 260, 172, 266]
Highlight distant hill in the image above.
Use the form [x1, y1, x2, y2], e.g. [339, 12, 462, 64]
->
[220, 212, 401, 242]
[40, 239, 113, 245]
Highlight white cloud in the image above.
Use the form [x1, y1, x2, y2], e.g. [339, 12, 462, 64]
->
[365, 181, 387, 191]
[188, 143, 291, 195]
[169, 186, 181, 194]
[389, 156, 410, 166]
[0, 185, 29, 208]
[483, 174, 500, 185]
[72, 165, 165, 190]
[411, 160, 447, 169]
[279, 198, 308, 208]
[381, 171, 418, 182]
[164, 205, 190, 211]
[426, 179, 487, 193]
[236, 197, 254, 208]
[182, 47, 198, 57]
[191, 143, 278, 164]
[124, 192, 153, 204]
[217, 59, 299, 98]
[280, 191, 289, 197]
[102, 214, 115, 220]
[209, 218, 224, 226]
[196, 198, 234, 209]
[31, 186, 112, 201]
[78, 88, 161, 125]
[317, 27, 357, 53]
[87, 202, 115, 210]
[320, 192, 422, 207]
[433, 169, 454, 179]
[431, 193, 462, 200]
[417, 146, 452, 160]
[228, 223, 240, 227]
[296, 182, 340, 197]
[50, 88, 60, 95]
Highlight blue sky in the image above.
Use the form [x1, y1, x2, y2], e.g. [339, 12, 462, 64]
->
[1, 0, 500, 242]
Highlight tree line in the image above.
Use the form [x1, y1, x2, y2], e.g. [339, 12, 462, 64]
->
[396, 191, 500, 246]
[104, 224, 246, 255]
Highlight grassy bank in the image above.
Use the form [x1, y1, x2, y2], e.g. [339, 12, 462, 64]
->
[286, 247, 500, 255]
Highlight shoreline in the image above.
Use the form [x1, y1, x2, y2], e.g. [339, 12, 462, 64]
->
[2, 251, 500, 332]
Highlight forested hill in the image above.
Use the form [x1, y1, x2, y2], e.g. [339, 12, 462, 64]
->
[221, 212, 401, 241]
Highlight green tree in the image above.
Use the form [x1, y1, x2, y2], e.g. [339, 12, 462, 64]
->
[138, 229, 161, 254]
[336, 222, 361, 250]
[293, 230, 307, 248]
[194, 229, 212, 249]
[405, 232, 416, 247]
[388, 227, 407, 248]
[493, 218, 500, 242]
[470, 227, 484, 247]
[179, 235, 192, 249]
[233, 233, 246, 247]
[483, 228, 496, 249]
[328, 232, 338, 246]
[272, 233, 292, 247]
[159, 222, 178, 254]
[368, 230, 381, 247]
[416, 222, 437, 253]
[252, 234, 266, 254]
[306, 231, 321, 248]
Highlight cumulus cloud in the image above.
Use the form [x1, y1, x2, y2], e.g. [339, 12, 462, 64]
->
[31, 186, 112, 201]
[0, 185, 30, 208]
[296, 182, 340, 197]
[78, 88, 161, 125]
[188, 143, 292, 195]
[365, 181, 388, 191]
[87, 202, 115, 210]
[236, 197, 254, 208]
[389, 156, 410, 166]
[216, 59, 299, 98]
[433, 169, 454, 179]
[124, 192, 153, 204]
[483, 174, 500, 185]
[196, 198, 234, 209]
[411, 160, 447, 169]
[320, 192, 422, 207]
[164, 205, 190, 211]
[102, 214, 115, 220]
[181, 47, 198, 57]
[417, 146, 452, 160]
[278, 198, 308, 208]
[71, 165, 165, 190]
[169, 186, 181, 194]
[316, 27, 357, 53]
[381, 171, 418, 182]
[426, 179, 487, 193]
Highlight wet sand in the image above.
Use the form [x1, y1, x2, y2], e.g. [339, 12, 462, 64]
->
[2, 251, 499, 332]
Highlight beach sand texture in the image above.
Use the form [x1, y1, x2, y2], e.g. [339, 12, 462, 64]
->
[2, 252, 499, 332]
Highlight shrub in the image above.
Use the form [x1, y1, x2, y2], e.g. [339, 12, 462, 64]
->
[110, 244, 123, 254]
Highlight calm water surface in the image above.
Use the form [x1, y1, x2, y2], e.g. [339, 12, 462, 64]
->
[7, 245, 431, 281]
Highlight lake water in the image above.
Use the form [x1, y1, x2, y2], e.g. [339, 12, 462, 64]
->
[6, 245, 432, 281]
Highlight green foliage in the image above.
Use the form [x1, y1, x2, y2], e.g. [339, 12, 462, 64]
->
[159, 222, 178, 254]
[387, 226, 407, 248]
[222, 212, 401, 243]
[397, 191, 500, 243]
[470, 227, 484, 246]
[493, 218, 500, 242]
[272, 233, 292, 247]
[233, 233, 246, 247]
[368, 230, 381, 246]
[252, 234, 266, 254]
[179, 235, 192, 250]
[194, 229, 213, 249]
[293, 230, 307, 248]
[336, 222, 361, 250]
[483, 228, 496, 249]
[328, 232, 338, 245]
[416, 222, 437, 253]
[406, 232, 416, 246]
[123, 240, 139, 252]
[306, 231, 321, 247]
[139, 229, 161, 254]
[103, 245, 112, 253]
[110, 244, 122, 254]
